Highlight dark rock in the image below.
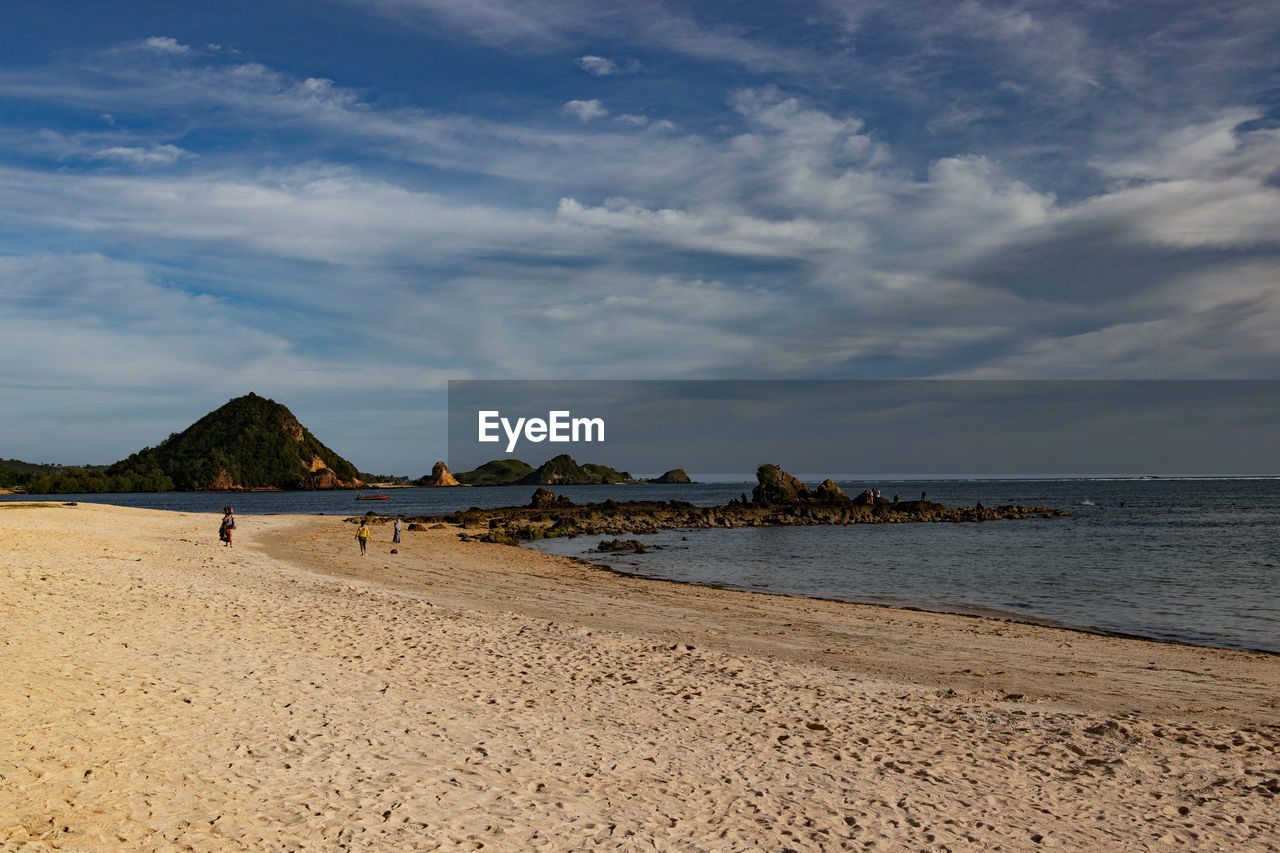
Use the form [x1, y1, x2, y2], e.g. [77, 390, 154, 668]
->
[814, 479, 849, 503]
[595, 539, 649, 553]
[752, 464, 811, 506]
[529, 487, 557, 509]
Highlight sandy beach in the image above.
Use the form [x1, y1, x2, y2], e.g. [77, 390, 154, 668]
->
[2, 503, 1277, 851]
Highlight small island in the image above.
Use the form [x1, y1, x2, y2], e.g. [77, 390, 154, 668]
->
[429, 456, 696, 487]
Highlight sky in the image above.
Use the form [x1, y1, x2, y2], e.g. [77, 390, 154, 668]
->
[447, 380, 1280, 477]
[1, 1, 1278, 476]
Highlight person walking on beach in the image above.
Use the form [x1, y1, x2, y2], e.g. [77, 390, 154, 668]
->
[392, 518, 402, 544]
[219, 507, 235, 547]
[356, 519, 371, 555]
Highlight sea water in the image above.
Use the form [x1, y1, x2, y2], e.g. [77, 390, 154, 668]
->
[6, 478, 1277, 653]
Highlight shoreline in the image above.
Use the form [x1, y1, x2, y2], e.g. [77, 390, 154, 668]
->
[276, 511, 1278, 727]
[4, 503, 1278, 850]
[559, 549, 1280, 658]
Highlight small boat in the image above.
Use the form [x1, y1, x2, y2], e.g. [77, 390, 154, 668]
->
[355, 493, 391, 501]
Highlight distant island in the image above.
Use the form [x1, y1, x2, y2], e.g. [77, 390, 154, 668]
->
[424, 456, 693, 487]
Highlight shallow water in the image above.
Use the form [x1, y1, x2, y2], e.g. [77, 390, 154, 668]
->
[529, 478, 1280, 654]
[7, 478, 1278, 653]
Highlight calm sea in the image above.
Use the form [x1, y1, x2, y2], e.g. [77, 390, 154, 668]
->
[6, 478, 1277, 654]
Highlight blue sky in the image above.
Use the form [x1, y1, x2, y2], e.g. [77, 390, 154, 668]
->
[1, 1, 1278, 475]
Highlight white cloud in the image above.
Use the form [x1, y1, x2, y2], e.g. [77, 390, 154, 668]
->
[340, 0, 818, 74]
[1093, 110, 1278, 183]
[556, 197, 848, 258]
[956, 262, 1280, 379]
[577, 55, 618, 76]
[94, 143, 191, 167]
[2, 38, 1278, 402]
[142, 36, 191, 55]
[1073, 114, 1280, 249]
[563, 98, 608, 121]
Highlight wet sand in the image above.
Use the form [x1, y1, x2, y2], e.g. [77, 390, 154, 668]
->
[2, 503, 1277, 850]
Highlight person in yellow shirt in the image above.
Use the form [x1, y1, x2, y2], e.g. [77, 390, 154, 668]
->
[356, 519, 371, 555]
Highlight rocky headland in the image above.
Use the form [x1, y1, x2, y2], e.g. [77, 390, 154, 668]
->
[360, 464, 1068, 544]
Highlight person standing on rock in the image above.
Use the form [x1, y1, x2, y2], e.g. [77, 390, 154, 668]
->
[393, 517, 402, 544]
[356, 519, 371, 555]
[219, 507, 235, 547]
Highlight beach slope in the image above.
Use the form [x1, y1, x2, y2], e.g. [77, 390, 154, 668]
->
[2, 504, 1277, 850]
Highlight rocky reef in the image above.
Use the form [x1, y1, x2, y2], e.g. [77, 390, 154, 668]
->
[361, 463, 1068, 545]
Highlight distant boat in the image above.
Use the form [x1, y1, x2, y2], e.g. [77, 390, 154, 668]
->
[355, 493, 391, 501]
[1079, 498, 1095, 506]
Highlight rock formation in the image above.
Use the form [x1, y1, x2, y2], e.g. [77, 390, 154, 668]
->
[529, 487, 574, 509]
[361, 463, 1069, 544]
[422, 461, 461, 487]
[814, 479, 849, 503]
[751, 464, 812, 506]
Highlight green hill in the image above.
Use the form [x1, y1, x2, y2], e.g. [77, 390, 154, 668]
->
[454, 458, 536, 486]
[519, 454, 634, 485]
[455, 455, 691, 486]
[106, 393, 363, 491]
[1, 458, 70, 490]
[2, 458, 139, 494]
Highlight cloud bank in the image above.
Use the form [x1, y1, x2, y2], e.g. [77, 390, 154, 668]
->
[0, 1, 1277, 471]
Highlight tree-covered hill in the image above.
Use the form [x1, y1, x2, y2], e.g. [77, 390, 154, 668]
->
[107, 393, 363, 491]
[453, 458, 537, 486]
[6, 393, 364, 493]
[456, 454, 635, 485]
[455, 455, 692, 486]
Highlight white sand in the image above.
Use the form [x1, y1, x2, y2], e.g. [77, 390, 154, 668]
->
[1, 502, 1277, 851]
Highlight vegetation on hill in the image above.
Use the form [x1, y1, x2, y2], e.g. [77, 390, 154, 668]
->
[454, 456, 694, 486]
[0, 459, 119, 493]
[109, 393, 361, 490]
[454, 458, 536, 485]
[5, 393, 363, 493]
[517, 454, 634, 485]
[574, 462, 635, 485]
